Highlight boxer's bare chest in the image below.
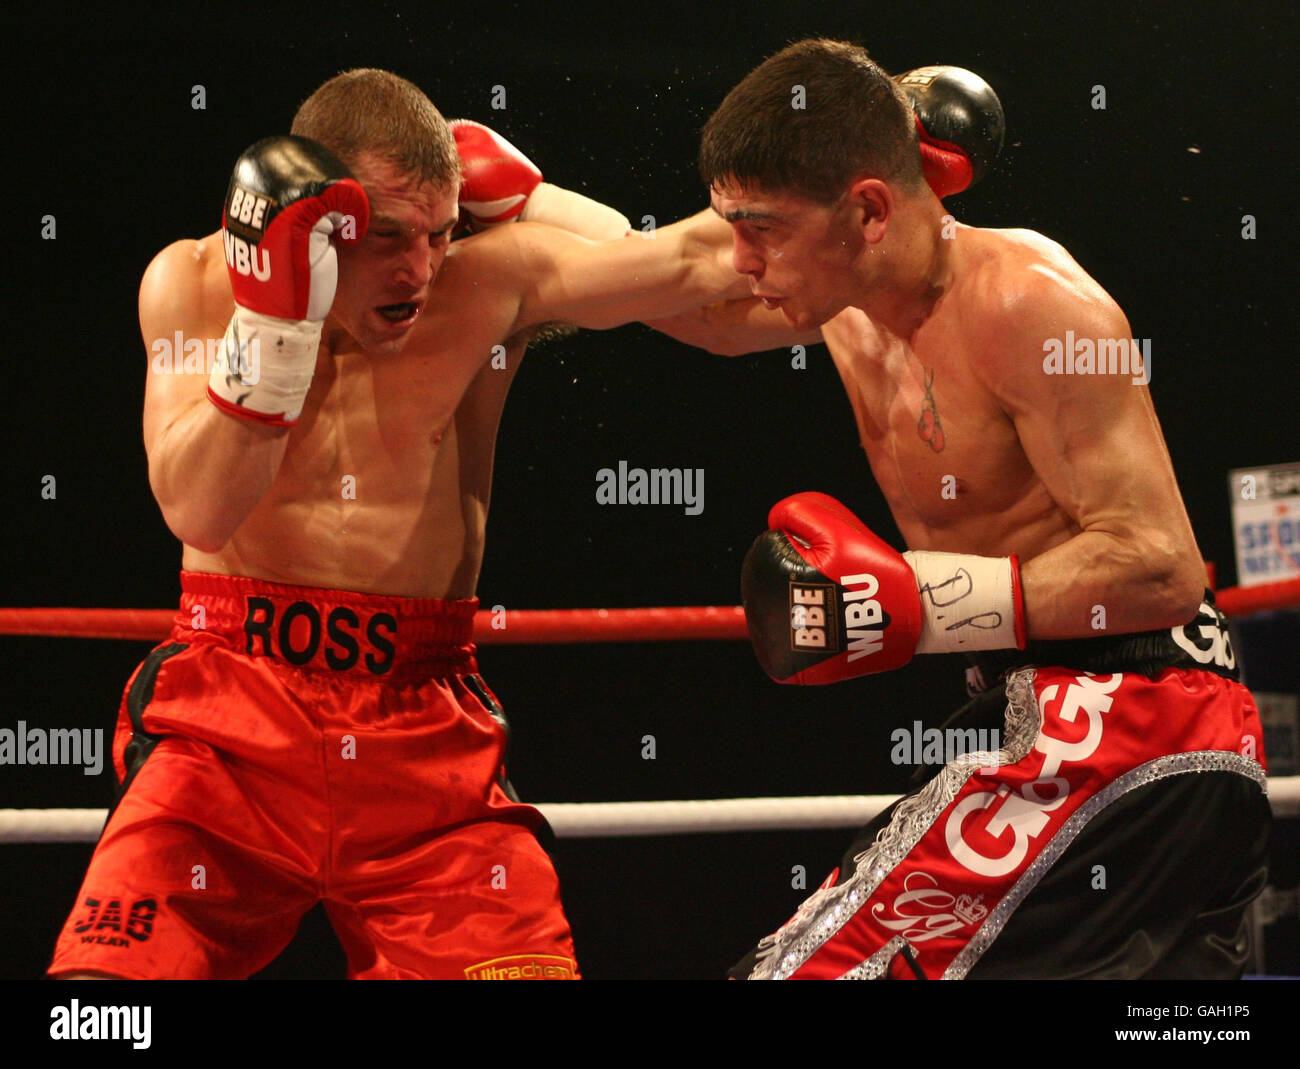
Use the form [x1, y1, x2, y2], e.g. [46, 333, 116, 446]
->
[278, 312, 498, 501]
[206, 317, 511, 596]
[821, 308, 1046, 552]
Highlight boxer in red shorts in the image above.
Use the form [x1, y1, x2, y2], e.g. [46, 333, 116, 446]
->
[650, 41, 1271, 977]
[48, 68, 747, 980]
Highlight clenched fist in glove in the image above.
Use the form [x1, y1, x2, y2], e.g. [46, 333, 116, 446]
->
[210, 135, 369, 426]
[742, 492, 1026, 684]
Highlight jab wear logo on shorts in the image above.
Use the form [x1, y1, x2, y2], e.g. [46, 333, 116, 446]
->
[71, 896, 157, 948]
[244, 597, 397, 675]
[464, 954, 578, 980]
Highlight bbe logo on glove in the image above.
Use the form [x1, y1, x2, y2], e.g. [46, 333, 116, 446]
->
[226, 186, 274, 237]
[789, 576, 887, 661]
[788, 575, 886, 658]
[790, 582, 835, 650]
[223, 185, 275, 280]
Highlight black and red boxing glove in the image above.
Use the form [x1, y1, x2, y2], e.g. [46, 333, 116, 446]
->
[209, 135, 369, 426]
[895, 66, 1006, 199]
[742, 492, 1026, 684]
[451, 118, 631, 239]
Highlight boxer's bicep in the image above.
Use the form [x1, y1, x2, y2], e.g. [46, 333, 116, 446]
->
[986, 291, 1202, 625]
[140, 240, 228, 466]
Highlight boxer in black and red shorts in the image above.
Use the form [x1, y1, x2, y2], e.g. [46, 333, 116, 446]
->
[645, 40, 1275, 977]
[729, 593, 1270, 979]
[50, 573, 576, 980]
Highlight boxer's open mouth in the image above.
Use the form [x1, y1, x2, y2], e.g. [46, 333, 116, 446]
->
[376, 302, 418, 324]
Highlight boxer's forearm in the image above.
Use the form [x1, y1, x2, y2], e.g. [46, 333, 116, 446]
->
[148, 399, 289, 552]
[511, 210, 748, 333]
[1018, 528, 1204, 639]
[646, 297, 822, 355]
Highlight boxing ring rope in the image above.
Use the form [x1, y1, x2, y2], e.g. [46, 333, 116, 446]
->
[3, 783, 1299, 844]
[0, 605, 749, 644]
[2, 575, 1297, 643]
[2, 573, 1299, 843]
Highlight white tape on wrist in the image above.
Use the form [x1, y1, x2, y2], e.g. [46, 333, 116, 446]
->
[207, 307, 322, 427]
[902, 550, 1024, 653]
[518, 183, 632, 241]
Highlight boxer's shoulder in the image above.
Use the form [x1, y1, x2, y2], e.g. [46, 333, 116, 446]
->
[140, 232, 232, 329]
[448, 217, 615, 272]
[952, 227, 1127, 367]
[426, 224, 539, 310]
[957, 228, 1114, 311]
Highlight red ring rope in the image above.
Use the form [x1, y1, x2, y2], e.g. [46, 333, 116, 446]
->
[0, 576, 1296, 643]
[0, 605, 748, 643]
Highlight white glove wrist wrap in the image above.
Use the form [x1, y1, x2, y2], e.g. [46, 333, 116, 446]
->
[207, 307, 322, 426]
[518, 182, 632, 240]
[902, 550, 1024, 653]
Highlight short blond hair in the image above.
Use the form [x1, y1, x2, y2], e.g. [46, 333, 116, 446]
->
[291, 68, 459, 187]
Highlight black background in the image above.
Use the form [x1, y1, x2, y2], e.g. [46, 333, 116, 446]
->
[1, 0, 1294, 980]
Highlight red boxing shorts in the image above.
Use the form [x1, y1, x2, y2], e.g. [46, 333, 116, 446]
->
[733, 664, 1270, 979]
[48, 571, 578, 980]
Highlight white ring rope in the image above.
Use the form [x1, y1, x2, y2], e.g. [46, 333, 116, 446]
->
[3, 776, 1298, 842]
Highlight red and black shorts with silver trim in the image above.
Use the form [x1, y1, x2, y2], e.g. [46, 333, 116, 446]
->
[48, 571, 577, 980]
[730, 596, 1271, 980]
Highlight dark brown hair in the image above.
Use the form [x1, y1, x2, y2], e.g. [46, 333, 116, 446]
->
[291, 68, 458, 187]
[700, 39, 922, 203]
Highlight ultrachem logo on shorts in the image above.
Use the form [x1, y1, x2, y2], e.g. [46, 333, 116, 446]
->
[595, 461, 704, 515]
[1042, 332, 1151, 385]
[464, 954, 578, 980]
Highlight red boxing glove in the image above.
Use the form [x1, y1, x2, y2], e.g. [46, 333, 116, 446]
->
[742, 492, 1026, 685]
[450, 119, 542, 229]
[210, 135, 369, 426]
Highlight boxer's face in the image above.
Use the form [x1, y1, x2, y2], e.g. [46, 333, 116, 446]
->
[710, 182, 867, 329]
[331, 154, 459, 357]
